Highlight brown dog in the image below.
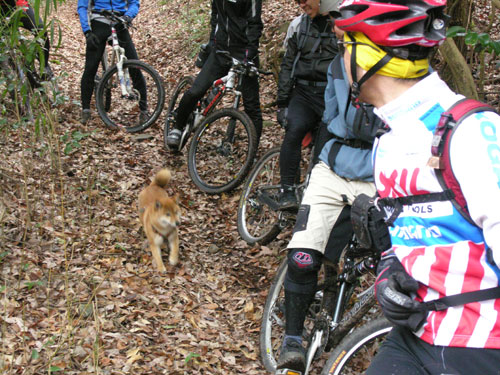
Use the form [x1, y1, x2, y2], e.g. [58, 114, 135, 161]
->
[138, 169, 181, 272]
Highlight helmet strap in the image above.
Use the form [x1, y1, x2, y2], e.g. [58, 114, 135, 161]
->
[350, 41, 393, 103]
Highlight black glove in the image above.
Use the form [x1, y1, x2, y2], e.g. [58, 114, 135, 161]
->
[245, 47, 258, 62]
[195, 43, 211, 68]
[277, 107, 288, 129]
[84, 31, 100, 50]
[375, 253, 427, 331]
[122, 15, 133, 27]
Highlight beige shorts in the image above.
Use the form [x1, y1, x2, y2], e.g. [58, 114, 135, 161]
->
[287, 161, 376, 254]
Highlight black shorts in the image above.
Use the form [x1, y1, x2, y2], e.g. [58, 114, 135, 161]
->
[367, 325, 500, 375]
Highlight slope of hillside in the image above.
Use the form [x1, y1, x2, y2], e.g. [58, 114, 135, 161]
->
[0, 1, 318, 374]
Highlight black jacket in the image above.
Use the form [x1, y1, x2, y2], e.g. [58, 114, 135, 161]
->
[209, 0, 263, 61]
[277, 14, 338, 107]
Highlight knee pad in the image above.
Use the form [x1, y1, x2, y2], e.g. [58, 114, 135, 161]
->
[285, 248, 322, 293]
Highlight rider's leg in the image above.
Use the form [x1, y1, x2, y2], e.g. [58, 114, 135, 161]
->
[278, 248, 322, 373]
[166, 51, 228, 147]
[80, 21, 109, 116]
[117, 24, 148, 112]
[175, 51, 228, 130]
[278, 88, 324, 208]
[240, 72, 263, 146]
[368, 325, 500, 375]
[278, 163, 376, 370]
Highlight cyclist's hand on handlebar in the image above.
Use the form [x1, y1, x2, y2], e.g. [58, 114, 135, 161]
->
[277, 107, 288, 129]
[375, 253, 427, 332]
[123, 15, 133, 27]
[244, 47, 258, 63]
[85, 31, 100, 50]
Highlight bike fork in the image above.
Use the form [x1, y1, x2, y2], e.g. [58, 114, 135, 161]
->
[304, 329, 324, 375]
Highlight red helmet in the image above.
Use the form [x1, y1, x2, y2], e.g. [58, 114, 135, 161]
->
[336, 0, 448, 48]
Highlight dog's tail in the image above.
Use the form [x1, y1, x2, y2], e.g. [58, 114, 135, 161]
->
[152, 168, 171, 188]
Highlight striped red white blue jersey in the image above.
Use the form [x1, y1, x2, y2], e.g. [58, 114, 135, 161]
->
[373, 72, 500, 348]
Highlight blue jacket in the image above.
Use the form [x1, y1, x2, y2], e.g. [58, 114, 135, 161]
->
[319, 55, 382, 182]
[77, 0, 139, 34]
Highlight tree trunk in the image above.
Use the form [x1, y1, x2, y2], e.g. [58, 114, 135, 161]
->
[446, 0, 474, 54]
[438, 0, 475, 94]
[438, 38, 478, 99]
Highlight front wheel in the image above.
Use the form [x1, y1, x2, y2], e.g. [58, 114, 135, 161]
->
[187, 108, 257, 194]
[259, 259, 328, 373]
[321, 317, 392, 375]
[237, 147, 282, 245]
[96, 60, 165, 133]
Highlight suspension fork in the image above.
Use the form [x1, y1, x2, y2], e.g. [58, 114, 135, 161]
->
[111, 27, 132, 97]
[220, 89, 241, 144]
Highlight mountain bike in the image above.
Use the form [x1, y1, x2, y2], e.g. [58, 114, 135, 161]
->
[237, 131, 315, 245]
[164, 52, 272, 194]
[94, 10, 165, 133]
[260, 235, 387, 375]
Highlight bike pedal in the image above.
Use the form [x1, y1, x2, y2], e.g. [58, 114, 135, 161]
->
[275, 369, 303, 375]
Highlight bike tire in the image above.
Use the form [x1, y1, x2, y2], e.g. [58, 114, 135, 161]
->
[259, 256, 379, 373]
[163, 75, 194, 150]
[321, 317, 392, 375]
[96, 59, 165, 133]
[237, 147, 282, 245]
[259, 258, 288, 373]
[187, 107, 257, 194]
[259, 259, 328, 372]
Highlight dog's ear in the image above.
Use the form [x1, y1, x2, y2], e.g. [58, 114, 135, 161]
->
[155, 201, 161, 210]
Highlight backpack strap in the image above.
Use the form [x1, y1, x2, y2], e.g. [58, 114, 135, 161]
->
[290, 14, 309, 79]
[428, 98, 497, 224]
[422, 285, 500, 312]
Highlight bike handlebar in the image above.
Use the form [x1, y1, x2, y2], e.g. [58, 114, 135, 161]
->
[215, 50, 272, 77]
[94, 10, 133, 28]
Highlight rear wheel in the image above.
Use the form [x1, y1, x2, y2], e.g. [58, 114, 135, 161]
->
[237, 147, 282, 245]
[96, 60, 165, 133]
[321, 317, 392, 375]
[187, 108, 257, 194]
[163, 75, 194, 150]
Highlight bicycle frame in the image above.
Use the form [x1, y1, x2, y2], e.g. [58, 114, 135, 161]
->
[172, 54, 260, 150]
[305, 243, 379, 374]
[190, 57, 255, 127]
[96, 11, 136, 100]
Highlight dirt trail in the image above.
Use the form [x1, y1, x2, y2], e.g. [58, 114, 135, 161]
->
[0, 0, 304, 374]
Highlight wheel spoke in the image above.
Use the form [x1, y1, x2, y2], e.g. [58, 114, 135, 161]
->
[188, 108, 256, 193]
[96, 61, 164, 132]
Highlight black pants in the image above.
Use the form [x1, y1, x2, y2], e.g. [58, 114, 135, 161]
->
[175, 50, 263, 142]
[280, 85, 325, 187]
[80, 20, 146, 111]
[368, 325, 500, 375]
[1, 5, 50, 63]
